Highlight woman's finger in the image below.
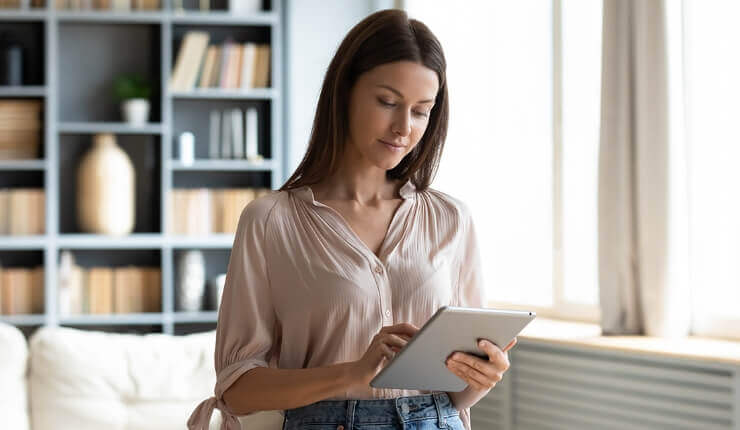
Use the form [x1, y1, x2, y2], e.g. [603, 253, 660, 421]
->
[447, 360, 491, 390]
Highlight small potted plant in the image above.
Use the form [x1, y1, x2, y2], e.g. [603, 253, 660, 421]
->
[113, 73, 151, 127]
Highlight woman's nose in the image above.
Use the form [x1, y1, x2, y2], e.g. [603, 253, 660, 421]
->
[392, 110, 412, 137]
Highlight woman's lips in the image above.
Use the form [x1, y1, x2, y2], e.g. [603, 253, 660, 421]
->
[379, 139, 406, 152]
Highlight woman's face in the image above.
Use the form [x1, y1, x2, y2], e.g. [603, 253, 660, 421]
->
[346, 61, 439, 172]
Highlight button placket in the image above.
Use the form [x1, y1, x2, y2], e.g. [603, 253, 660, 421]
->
[372, 261, 393, 324]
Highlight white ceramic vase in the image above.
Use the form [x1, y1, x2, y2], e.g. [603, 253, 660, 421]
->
[76, 133, 135, 235]
[121, 98, 150, 126]
[177, 250, 206, 312]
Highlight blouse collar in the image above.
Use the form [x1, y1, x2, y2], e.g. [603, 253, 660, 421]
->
[294, 179, 417, 206]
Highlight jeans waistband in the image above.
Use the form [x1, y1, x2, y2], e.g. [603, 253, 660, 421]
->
[284, 392, 458, 427]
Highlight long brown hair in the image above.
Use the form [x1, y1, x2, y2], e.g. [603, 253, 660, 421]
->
[280, 9, 449, 192]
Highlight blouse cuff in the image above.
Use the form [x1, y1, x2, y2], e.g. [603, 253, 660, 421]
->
[187, 396, 240, 430]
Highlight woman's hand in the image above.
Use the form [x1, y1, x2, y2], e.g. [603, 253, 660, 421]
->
[350, 323, 419, 387]
[445, 337, 517, 392]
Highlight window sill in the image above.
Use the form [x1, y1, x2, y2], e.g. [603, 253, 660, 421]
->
[518, 317, 740, 366]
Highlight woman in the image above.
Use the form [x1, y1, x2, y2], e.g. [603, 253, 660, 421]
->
[188, 9, 516, 430]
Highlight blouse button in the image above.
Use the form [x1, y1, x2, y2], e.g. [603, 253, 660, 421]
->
[374, 265, 383, 274]
[385, 309, 391, 317]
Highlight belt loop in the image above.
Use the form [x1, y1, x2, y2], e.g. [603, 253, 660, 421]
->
[432, 393, 446, 428]
[346, 399, 357, 429]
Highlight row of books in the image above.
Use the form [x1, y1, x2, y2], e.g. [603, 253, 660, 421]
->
[58, 251, 161, 315]
[0, 100, 42, 160]
[0, 266, 44, 315]
[53, 0, 159, 10]
[207, 107, 262, 160]
[0, 189, 45, 235]
[170, 31, 270, 91]
[167, 187, 271, 235]
[0, 0, 45, 8]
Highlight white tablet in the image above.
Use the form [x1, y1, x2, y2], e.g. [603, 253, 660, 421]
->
[370, 306, 536, 392]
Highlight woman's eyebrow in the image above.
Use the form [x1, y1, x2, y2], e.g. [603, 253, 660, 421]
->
[376, 84, 435, 104]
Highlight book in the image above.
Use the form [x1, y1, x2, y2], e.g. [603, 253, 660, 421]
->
[144, 267, 161, 312]
[209, 109, 221, 158]
[170, 31, 210, 92]
[245, 107, 260, 161]
[8, 188, 44, 235]
[88, 267, 113, 314]
[254, 44, 271, 88]
[231, 108, 244, 159]
[239, 43, 257, 90]
[221, 109, 232, 158]
[181, 32, 210, 91]
[218, 41, 233, 89]
[0, 190, 8, 235]
[198, 45, 218, 89]
[208, 46, 222, 88]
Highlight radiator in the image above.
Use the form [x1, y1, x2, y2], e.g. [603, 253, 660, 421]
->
[470, 340, 739, 430]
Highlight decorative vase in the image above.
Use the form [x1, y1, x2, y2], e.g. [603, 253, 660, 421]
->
[177, 250, 206, 312]
[121, 98, 149, 126]
[77, 133, 135, 235]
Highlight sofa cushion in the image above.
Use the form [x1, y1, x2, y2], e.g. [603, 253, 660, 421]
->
[29, 327, 221, 430]
[0, 322, 30, 430]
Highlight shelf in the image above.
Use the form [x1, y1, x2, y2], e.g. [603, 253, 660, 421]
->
[0, 85, 47, 97]
[55, 10, 166, 23]
[169, 159, 275, 171]
[58, 234, 163, 249]
[0, 236, 46, 250]
[170, 10, 278, 25]
[166, 234, 235, 249]
[0, 314, 46, 325]
[0, 160, 46, 170]
[58, 122, 164, 135]
[169, 88, 277, 100]
[0, 9, 47, 21]
[173, 311, 218, 323]
[60, 313, 163, 325]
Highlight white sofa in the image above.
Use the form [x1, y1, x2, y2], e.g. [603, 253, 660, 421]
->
[0, 322, 282, 430]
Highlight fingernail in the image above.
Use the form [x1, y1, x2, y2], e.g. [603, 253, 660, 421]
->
[478, 340, 486, 347]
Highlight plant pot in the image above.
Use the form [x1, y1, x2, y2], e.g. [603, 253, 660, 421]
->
[121, 98, 150, 126]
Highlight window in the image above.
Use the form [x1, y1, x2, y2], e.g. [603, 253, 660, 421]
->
[405, 1, 602, 320]
[681, 0, 740, 339]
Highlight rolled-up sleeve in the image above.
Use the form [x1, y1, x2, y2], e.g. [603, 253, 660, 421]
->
[188, 196, 279, 430]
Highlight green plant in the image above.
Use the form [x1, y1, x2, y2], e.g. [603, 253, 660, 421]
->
[112, 74, 151, 102]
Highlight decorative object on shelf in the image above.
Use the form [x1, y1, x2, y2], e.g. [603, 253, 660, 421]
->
[76, 133, 135, 236]
[0, 100, 42, 160]
[176, 250, 206, 312]
[0, 32, 23, 86]
[178, 131, 195, 165]
[209, 273, 226, 311]
[229, 0, 261, 15]
[112, 73, 151, 126]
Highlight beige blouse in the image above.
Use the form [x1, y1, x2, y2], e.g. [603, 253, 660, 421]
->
[188, 180, 485, 430]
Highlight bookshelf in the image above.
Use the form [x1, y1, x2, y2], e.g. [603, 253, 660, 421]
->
[0, 0, 284, 337]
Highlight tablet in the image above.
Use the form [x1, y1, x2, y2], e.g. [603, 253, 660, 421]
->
[370, 306, 536, 392]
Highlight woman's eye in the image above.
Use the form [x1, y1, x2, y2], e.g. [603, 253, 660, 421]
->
[414, 111, 429, 118]
[378, 98, 396, 107]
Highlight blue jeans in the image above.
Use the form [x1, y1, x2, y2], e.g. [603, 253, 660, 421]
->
[282, 392, 464, 430]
